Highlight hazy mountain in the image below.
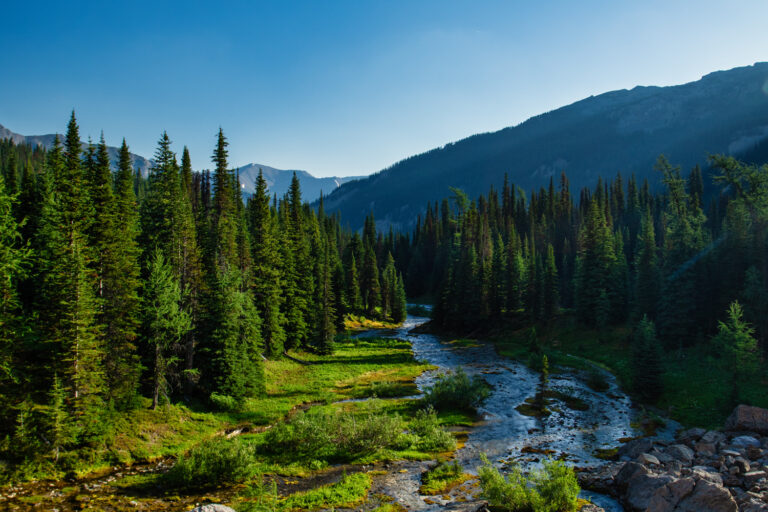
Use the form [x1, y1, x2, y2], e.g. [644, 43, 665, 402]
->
[323, 62, 768, 230]
[235, 163, 363, 201]
[0, 123, 153, 176]
[1, 123, 360, 202]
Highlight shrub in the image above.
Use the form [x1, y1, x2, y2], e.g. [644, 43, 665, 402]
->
[423, 367, 490, 412]
[409, 407, 456, 452]
[477, 454, 580, 512]
[478, 454, 540, 511]
[262, 407, 404, 462]
[162, 437, 258, 489]
[209, 392, 239, 411]
[533, 459, 580, 512]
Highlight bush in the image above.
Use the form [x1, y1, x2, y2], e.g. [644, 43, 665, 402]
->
[477, 454, 580, 512]
[533, 459, 580, 512]
[423, 367, 491, 412]
[209, 392, 239, 411]
[162, 437, 258, 489]
[262, 407, 405, 462]
[478, 454, 540, 511]
[409, 407, 456, 452]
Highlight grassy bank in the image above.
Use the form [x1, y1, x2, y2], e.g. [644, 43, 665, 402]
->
[443, 313, 764, 429]
[3, 330, 434, 484]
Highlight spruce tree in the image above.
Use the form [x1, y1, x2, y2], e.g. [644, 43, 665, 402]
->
[632, 316, 663, 402]
[142, 248, 191, 409]
[248, 170, 286, 357]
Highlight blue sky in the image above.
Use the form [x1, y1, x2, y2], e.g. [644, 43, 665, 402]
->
[1, 1, 767, 177]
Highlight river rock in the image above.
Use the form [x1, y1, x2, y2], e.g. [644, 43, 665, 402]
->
[675, 479, 739, 512]
[726, 405, 768, 435]
[618, 438, 654, 461]
[734, 456, 751, 474]
[701, 430, 727, 445]
[646, 477, 695, 511]
[625, 473, 675, 510]
[666, 444, 695, 465]
[638, 453, 661, 466]
[743, 470, 767, 487]
[732, 435, 762, 448]
[615, 462, 649, 489]
[189, 506, 237, 512]
[694, 441, 716, 456]
[679, 427, 706, 445]
[691, 466, 723, 485]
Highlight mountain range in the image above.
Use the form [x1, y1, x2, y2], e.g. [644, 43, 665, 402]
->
[0, 124, 359, 201]
[322, 62, 768, 230]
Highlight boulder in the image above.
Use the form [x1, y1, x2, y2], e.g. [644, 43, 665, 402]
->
[725, 405, 768, 435]
[646, 477, 695, 512]
[675, 479, 738, 512]
[615, 462, 649, 489]
[189, 506, 237, 512]
[625, 473, 675, 511]
[666, 444, 695, 465]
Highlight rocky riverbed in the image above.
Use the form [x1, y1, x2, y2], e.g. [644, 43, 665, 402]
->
[579, 405, 768, 511]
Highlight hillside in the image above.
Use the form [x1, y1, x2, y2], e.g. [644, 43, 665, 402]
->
[322, 62, 768, 230]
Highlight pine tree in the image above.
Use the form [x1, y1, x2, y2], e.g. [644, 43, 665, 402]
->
[391, 273, 407, 323]
[210, 266, 264, 399]
[282, 173, 311, 348]
[575, 198, 616, 326]
[632, 316, 663, 402]
[0, 174, 30, 391]
[102, 140, 142, 407]
[142, 248, 191, 409]
[211, 128, 238, 270]
[712, 301, 759, 404]
[346, 253, 363, 314]
[362, 245, 381, 318]
[634, 207, 659, 318]
[247, 170, 286, 357]
[37, 118, 104, 437]
[543, 243, 559, 318]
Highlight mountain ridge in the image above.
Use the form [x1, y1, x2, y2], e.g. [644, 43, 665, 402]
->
[322, 62, 768, 230]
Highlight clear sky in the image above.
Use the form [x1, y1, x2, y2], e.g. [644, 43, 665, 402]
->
[1, 1, 767, 177]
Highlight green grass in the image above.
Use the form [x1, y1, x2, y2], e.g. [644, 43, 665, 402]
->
[236, 472, 373, 511]
[419, 460, 470, 495]
[2, 335, 433, 485]
[489, 313, 768, 428]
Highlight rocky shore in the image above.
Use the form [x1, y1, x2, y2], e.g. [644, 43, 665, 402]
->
[579, 405, 768, 511]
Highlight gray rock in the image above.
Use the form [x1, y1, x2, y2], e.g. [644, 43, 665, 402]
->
[691, 466, 723, 486]
[735, 457, 751, 474]
[675, 479, 739, 511]
[189, 506, 237, 512]
[626, 473, 675, 511]
[695, 441, 717, 456]
[721, 449, 741, 457]
[615, 461, 650, 489]
[701, 430, 727, 445]
[725, 405, 768, 435]
[666, 444, 695, 465]
[578, 505, 606, 512]
[638, 453, 661, 466]
[743, 470, 767, 487]
[618, 438, 654, 461]
[733, 435, 762, 448]
[679, 427, 707, 444]
[646, 477, 696, 512]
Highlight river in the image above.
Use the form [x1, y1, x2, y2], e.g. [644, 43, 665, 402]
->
[363, 313, 675, 511]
